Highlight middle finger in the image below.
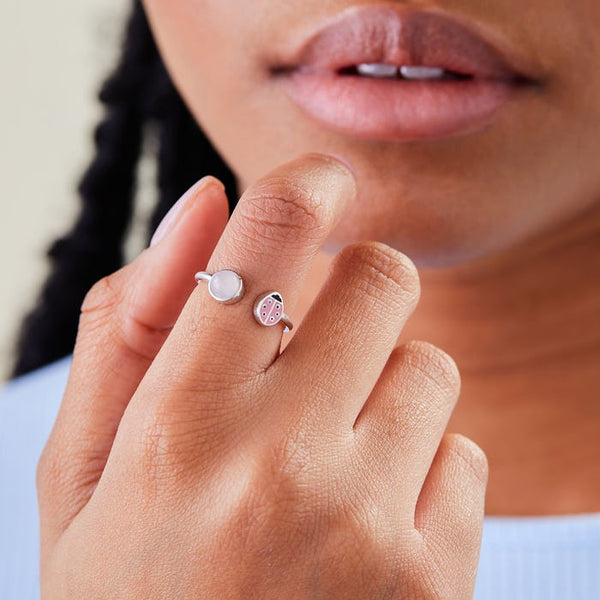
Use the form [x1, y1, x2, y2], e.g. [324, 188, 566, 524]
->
[143, 153, 355, 391]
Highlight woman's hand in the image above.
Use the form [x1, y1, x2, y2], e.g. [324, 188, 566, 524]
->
[37, 153, 487, 599]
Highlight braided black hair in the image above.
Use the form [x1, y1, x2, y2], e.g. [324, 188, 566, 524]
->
[11, 0, 238, 378]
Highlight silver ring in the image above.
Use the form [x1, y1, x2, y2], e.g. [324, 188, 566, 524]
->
[195, 271, 293, 333]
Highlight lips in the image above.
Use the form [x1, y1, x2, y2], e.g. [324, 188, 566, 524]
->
[272, 5, 541, 141]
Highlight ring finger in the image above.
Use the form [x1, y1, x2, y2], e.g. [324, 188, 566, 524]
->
[274, 242, 421, 430]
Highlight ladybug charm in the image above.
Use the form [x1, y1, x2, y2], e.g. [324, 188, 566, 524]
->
[254, 292, 285, 327]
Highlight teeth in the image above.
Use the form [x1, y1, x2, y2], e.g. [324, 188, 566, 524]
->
[356, 63, 399, 78]
[399, 66, 445, 80]
[355, 63, 448, 80]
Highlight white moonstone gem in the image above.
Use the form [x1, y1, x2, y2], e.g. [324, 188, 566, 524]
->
[208, 270, 243, 303]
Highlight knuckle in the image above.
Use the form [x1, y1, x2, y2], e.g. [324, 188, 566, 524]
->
[239, 176, 331, 247]
[81, 266, 168, 362]
[401, 341, 462, 398]
[78, 273, 127, 343]
[135, 391, 249, 492]
[339, 242, 421, 311]
[444, 433, 489, 485]
[244, 443, 384, 565]
[268, 426, 320, 492]
[135, 416, 202, 496]
[81, 272, 123, 317]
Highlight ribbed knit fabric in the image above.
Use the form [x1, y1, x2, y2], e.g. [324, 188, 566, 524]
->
[1, 356, 599, 599]
[476, 512, 600, 599]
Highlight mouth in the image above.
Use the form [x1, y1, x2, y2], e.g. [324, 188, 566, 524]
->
[271, 5, 543, 142]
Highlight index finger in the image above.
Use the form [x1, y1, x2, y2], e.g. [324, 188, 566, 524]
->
[128, 153, 356, 432]
[131, 153, 355, 409]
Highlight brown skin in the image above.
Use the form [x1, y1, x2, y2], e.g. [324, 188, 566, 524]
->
[38, 161, 487, 598]
[37, 1, 600, 598]
[140, 0, 600, 514]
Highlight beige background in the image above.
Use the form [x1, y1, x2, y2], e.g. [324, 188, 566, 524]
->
[0, 2, 151, 381]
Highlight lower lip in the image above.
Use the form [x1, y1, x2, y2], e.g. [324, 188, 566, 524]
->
[281, 69, 522, 142]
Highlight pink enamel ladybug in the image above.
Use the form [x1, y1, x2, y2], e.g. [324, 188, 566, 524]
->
[254, 292, 284, 327]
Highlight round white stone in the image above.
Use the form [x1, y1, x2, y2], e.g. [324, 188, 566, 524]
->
[208, 270, 243, 303]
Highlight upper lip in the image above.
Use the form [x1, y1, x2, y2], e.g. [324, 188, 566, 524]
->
[271, 4, 541, 83]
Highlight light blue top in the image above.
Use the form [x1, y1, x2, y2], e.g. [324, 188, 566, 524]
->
[1, 357, 599, 599]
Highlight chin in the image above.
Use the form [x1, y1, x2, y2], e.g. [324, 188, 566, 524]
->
[320, 237, 487, 270]
[323, 216, 515, 271]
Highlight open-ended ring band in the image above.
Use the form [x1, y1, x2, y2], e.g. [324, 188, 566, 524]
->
[195, 270, 293, 332]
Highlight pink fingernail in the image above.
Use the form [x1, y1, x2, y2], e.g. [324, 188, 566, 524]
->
[323, 153, 357, 175]
[150, 176, 225, 247]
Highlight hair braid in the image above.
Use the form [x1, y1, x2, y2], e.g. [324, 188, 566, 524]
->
[11, 1, 237, 378]
[147, 60, 239, 242]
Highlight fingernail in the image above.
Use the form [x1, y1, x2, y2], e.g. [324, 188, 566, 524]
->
[323, 153, 357, 176]
[150, 176, 225, 247]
